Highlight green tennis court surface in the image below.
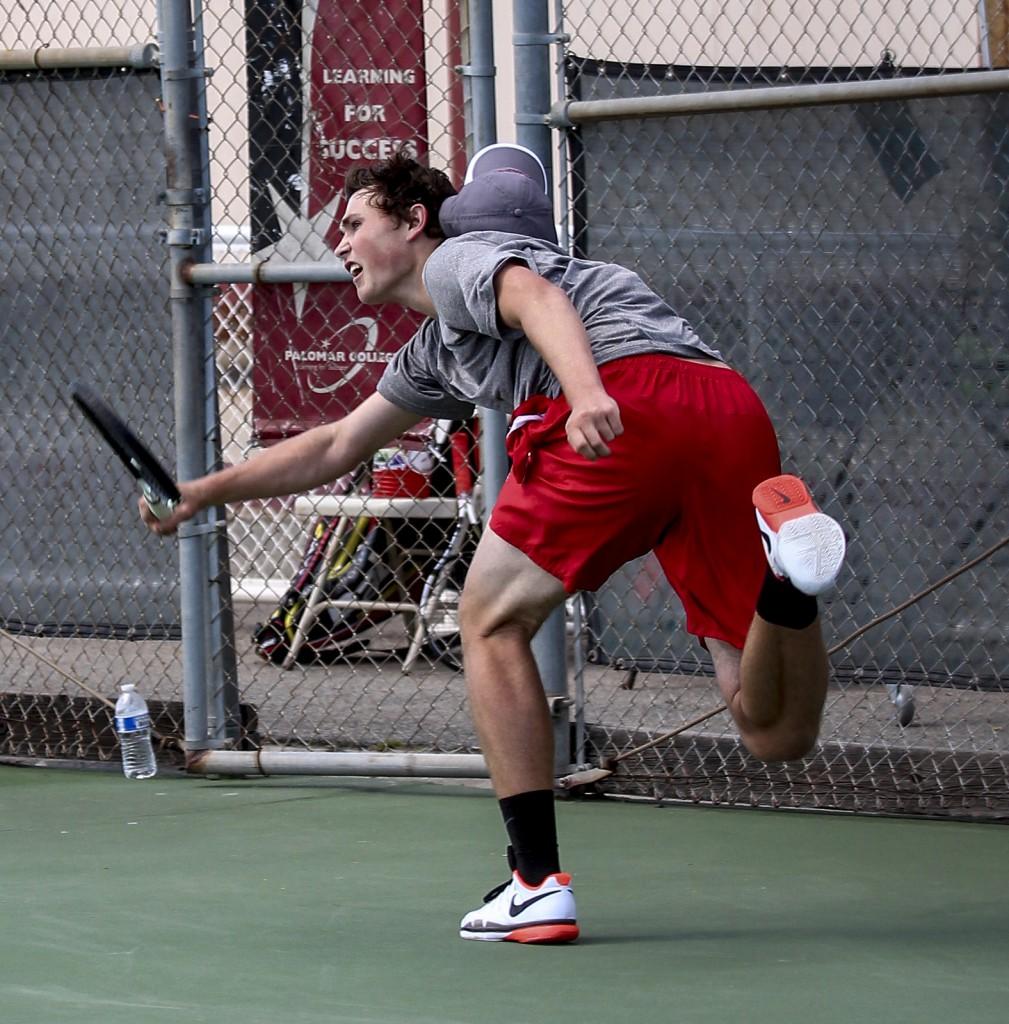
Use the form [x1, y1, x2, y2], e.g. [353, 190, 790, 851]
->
[2, 766, 1007, 1024]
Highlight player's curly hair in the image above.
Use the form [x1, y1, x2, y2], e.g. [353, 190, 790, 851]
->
[343, 151, 456, 239]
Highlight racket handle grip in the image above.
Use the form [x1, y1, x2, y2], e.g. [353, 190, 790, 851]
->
[141, 483, 178, 521]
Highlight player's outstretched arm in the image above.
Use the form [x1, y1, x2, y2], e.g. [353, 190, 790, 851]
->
[494, 262, 622, 460]
[140, 392, 424, 536]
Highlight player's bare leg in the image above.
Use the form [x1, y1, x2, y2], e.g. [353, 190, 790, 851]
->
[708, 624, 829, 762]
[709, 473, 845, 762]
[457, 527, 567, 798]
[456, 528, 579, 943]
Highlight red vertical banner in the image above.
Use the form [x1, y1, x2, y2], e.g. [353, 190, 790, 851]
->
[247, 0, 429, 443]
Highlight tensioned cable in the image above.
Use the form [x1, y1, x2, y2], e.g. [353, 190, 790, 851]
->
[0, 626, 174, 745]
[561, 531, 1009, 787]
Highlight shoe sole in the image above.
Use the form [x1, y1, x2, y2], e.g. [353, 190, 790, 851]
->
[753, 475, 845, 596]
[774, 513, 846, 596]
[459, 923, 580, 943]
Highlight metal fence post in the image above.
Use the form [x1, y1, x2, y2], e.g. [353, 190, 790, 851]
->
[513, 0, 571, 775]
[466, 0, 511, 518]
[192, 0, 242, 746]
[466, 0, 497, 149]
[157, 0, 235, 751]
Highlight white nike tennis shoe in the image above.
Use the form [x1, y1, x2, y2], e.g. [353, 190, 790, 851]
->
[753, 474, 846, 596]
[459, 871, 579, 943]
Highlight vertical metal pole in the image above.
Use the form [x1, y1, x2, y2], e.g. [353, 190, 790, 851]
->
[466, 0, 509, 514]
[467, 0, 497, 148]
[513, 0, 553, 182]
[552, 0, 571, 251]
[551, 0, 585, 767]
[445, 0, 468, 186]
[157, 0, 214, 751]
[192, 0, 242, 746]
[513, 0, 570, 775]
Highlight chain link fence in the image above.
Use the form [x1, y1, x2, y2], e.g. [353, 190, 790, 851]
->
[202, 0, 481, 759]
[556, 2, 1009, 815]
[1, 1, 478, 768]
[0, 23, 188, 763]
[2, 1, 1007, 817]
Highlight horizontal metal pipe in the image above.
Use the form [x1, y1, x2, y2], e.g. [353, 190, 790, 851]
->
[550, 68, 1009, 126]
[317, 600, 426, 612]
[186, 261, 352, 285]
[188, 748, 490, 778]
[0, 43, 159, 71]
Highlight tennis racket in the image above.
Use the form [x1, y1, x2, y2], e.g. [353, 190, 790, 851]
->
[71, 385, 181, 521]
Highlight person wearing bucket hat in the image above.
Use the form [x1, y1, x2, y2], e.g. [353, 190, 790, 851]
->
[464, 142, 550, 190]
[439, 143, 558, 243]
[139, 149, 846, 945]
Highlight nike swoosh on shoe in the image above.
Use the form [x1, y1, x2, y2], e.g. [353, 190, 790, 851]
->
[509, 890, 561, 917]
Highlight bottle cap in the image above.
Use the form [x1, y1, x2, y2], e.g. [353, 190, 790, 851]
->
[120, 683, 135, 693]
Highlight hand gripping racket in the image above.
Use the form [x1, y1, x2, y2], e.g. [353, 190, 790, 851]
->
[71, 385, 181, 520]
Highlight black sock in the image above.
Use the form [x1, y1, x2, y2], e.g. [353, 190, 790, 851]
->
[498, 789, 560, 885]
[756, 568, 819, 630]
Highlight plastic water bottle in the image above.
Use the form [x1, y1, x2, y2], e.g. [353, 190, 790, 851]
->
[114, 683, 157, 779]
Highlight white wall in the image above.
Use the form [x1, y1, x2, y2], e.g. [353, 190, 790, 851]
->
[558, 1, 984, 69]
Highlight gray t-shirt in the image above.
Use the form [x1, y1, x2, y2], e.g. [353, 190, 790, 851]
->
[376, 231, 720, 418]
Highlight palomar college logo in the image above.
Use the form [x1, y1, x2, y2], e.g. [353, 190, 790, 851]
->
[284, 316, 391, 398]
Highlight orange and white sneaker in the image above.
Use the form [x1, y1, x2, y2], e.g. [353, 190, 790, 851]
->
[459, 871, 579, 943]
[753, 474, 846, 596]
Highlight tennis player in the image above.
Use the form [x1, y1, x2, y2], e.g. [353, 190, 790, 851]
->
[143, 146, 845, 945]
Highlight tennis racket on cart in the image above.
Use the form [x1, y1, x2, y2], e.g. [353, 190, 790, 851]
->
[71, 384, 181, 521]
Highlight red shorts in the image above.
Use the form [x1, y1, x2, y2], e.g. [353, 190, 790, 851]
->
[490, 354, 781, 649]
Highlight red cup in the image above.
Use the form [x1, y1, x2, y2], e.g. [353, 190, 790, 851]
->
[372, 466, 431, 498]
